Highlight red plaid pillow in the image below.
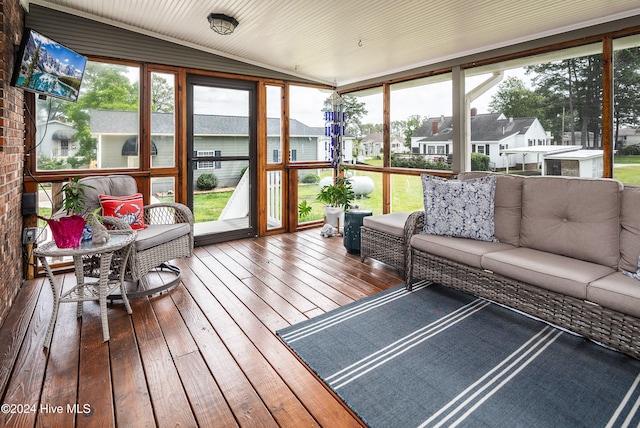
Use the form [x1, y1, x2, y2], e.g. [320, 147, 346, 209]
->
[99, 193, 147, 230]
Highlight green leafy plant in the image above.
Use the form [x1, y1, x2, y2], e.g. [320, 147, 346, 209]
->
[316, 177, 354, 210]
[298, 200, 313, 221]
[57, 177, 93, 216]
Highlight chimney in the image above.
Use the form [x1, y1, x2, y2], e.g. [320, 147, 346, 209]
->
[471, 107, 477, 117]
[432, 121, 438, 135]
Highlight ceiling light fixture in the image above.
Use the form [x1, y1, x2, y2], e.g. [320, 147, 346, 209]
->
[208, 13, 239, 35]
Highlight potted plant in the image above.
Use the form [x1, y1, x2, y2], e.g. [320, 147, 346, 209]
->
[39, 177, 93, 248]
[316, 177, 355, 230]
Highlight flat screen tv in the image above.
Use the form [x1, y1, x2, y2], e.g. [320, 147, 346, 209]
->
[11, 28, 87, 103]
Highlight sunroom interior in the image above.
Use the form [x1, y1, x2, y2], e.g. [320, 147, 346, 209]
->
[3, 0, 640, 426]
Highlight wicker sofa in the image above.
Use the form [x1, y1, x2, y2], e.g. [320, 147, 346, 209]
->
[405, 173, 640, 360]
[360, 212, 410, 276]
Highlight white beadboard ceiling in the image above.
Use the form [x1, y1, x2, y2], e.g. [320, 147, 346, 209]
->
[25, 0, 640, 86]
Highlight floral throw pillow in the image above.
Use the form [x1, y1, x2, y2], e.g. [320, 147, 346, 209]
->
[421, 174, 498, 242]
[623, 256, 640, 281]
[99, 193, 147, 230]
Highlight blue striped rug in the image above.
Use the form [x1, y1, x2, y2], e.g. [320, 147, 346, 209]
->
[277, 281, 640, 427]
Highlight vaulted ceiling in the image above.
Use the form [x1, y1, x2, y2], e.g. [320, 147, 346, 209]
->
[25, 0, 640, 86]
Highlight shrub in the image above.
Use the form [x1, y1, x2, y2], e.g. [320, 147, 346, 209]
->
[390, 155, 451, 170]
[196, 173, 218, 190]
[301, 173, 320, 184]
[620, 145, 640, 155]
[471, 153, 490, 171]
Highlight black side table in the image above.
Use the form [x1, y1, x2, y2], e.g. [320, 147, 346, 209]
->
[343, 209, 373, 254]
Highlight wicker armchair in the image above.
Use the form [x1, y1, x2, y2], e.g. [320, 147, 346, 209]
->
[78, 175, 194, 298]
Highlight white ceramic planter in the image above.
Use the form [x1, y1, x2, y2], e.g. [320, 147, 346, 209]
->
[324, 206, 344, 230]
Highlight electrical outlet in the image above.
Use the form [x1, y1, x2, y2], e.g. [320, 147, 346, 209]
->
[23, 227, 39, 245]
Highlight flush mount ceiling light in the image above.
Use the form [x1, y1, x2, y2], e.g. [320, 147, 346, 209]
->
[207, 13, 239, 35]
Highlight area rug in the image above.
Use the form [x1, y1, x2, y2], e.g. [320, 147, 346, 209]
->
[277, 281, 640, 427]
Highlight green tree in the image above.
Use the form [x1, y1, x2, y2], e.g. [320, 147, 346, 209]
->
[62, 63, 139, 168]
[488, 76, 544, 120]
[151, 73, 175, 113]
[401, 115, 428, 150]
[324, 94, 368, 138]
[613, 47, 640, 146]
[528, 56, 603, 148]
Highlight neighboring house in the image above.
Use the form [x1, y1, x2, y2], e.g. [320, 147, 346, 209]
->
[411, 112, 550, 170]
[391, 135, 410, 154]
[285, 118, 353, 165]
[616, 127, 640, 150]
[53, 109, 352, 188]
[89, 109, 172, 170]
[359, 133, 407, 159]
[561, 131, 597, 147]
[35, 120, 80, 161]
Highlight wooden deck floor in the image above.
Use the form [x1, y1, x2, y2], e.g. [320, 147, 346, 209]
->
[0, 229, 403, 427]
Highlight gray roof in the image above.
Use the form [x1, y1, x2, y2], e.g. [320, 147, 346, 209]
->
[413, 113, 538, 142]
[89, 109, 323, 136]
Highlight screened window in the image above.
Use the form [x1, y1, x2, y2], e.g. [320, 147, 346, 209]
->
[35, 61, 140, 171]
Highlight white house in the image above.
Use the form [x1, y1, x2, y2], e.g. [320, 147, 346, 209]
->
[359, 133, 407, 158]
[617, 127, 640, 151]
[411, 112, 550, 169]
[35, 120, 80, 162]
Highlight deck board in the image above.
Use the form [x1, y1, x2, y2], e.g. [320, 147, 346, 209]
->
[0, 231, 403, 426]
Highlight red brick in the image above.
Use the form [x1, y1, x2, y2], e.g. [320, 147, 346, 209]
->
[0, 0, 25, 328]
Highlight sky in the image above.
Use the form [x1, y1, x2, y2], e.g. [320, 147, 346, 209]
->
[181, 68, 532, 128]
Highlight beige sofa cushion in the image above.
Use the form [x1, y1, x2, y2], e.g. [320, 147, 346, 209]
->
[588, 272, 640, 319]
[134, 223, 191, 252]
[519, 176, 622, 269]
[457, 172, 523, 246]
[362, 212, 410, 237]
[411, 234, 515, 269]
[619, 185, 640, 273]
[481, 247, 615, 300]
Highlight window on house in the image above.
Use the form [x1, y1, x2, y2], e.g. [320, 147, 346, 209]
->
[60, 140, 69, 157]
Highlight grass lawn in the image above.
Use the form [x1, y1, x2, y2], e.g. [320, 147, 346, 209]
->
[613, 165, 640, 184]
[298, 166, 424, 223]
[614, 155, 640, 184]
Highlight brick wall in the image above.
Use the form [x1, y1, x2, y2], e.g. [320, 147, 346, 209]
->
[0, 0, 25, 327]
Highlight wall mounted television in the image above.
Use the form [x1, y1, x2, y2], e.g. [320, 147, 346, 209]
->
[11, 28, 87, 103]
